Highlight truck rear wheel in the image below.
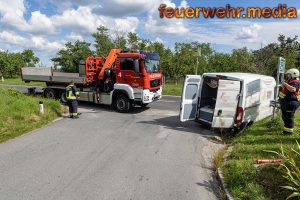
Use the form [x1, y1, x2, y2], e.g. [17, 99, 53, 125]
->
[59, 90, 67, 104]
[44, 88, 56, 99]
[114, 94, 132, 113]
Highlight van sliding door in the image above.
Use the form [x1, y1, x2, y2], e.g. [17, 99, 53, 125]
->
[180, 75, 201, 122]
[212, 79, 241, 128]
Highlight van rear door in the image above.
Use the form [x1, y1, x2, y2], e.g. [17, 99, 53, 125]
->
[212, 79, 241, 128]
[180, 75, 201, 122]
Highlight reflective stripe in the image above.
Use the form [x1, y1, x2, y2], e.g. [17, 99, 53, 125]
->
[284, 127, 293, 132]
[279, 91, 286, 98]
[66, 84, 77, 100]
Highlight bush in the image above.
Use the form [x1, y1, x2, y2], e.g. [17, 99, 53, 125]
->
[267, 142, 300, 199]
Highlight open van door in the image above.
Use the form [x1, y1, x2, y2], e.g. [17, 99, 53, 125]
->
[180, 75, 201, 122]
[212, 79, 241, 128]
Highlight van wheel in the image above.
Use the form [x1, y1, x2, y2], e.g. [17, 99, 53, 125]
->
[44, 88, 56, 99]
[114, 94, 132, 113]
[59, 90, 67, 104]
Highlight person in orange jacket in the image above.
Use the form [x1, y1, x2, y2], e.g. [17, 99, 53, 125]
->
[279, 69, 300, 134]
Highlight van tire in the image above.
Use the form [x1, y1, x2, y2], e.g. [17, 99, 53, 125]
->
[114, 94, 132, 113]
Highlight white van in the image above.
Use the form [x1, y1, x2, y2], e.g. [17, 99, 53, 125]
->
[180, 73, 276, 130]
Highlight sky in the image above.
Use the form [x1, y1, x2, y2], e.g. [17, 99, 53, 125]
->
[0, 0, 299, 66]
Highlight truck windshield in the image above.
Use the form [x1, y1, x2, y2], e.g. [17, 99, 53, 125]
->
[145, 59, 160, 73]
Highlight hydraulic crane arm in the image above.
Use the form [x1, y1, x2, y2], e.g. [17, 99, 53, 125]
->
[98, 48, 121, 80]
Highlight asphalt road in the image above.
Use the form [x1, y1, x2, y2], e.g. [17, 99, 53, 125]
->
[0, 86, 223, 200]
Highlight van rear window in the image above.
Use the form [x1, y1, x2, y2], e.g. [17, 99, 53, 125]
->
[185, 84, 198, 100]
[246, 80, 260, 96]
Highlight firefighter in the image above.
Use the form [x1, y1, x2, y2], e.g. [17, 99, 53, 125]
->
[66, 81, 80, 119]
[279, 68, 300, 134]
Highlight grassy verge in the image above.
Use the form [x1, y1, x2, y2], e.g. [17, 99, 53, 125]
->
[0, 77, 46, 87]
[0, 88, 62, 143]
[222, 115, 300, 200]
[163, 83, 183, 96]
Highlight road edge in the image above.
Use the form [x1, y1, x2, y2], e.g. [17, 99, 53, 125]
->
[216, 168, 234, 200]
[1, 117, 63, 144]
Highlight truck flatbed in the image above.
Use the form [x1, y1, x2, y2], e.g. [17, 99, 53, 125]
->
[22, 67, 85, 84]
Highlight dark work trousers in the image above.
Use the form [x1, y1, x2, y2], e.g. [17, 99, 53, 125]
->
[67, 100, 78, 116]
[280, 100, 300, 129]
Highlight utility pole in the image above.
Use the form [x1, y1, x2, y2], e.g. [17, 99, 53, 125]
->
[195, 47, 201, 75]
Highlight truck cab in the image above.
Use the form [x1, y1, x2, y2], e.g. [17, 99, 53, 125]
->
[115, 51, 162, 104]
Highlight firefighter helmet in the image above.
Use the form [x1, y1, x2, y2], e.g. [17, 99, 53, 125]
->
[286, 68, 300, 78]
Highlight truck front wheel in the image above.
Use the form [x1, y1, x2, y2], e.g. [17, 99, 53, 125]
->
[114, 94, 132, 113]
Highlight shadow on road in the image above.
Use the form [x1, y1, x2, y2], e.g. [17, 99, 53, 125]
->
[137, 115, 217, 137]
[196, 180, 220, 198]
[77, 101, 151, 114]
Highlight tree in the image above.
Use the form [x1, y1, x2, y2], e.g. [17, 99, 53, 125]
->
[113, 31, 127, 49]
[127, 32, 140, 50]
[92, 25, 114, 56]
[7, 52, 24, 77]
[51, 40, 93, 73]
[21, 49, 39, 67]
[0, 51, 8, 77]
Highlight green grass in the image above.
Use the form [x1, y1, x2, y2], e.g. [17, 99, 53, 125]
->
[222, 115, 300, 200]
[163, 83, 183, 96]
[0, 77, 46, 87]
[0, 88, 62, 143]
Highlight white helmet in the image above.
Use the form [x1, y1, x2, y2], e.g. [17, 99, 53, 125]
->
[286, 68, 300, 78]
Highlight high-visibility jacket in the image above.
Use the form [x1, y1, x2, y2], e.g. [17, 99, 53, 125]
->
[279, 79, 300, 101]
[66, 84, 79, 100]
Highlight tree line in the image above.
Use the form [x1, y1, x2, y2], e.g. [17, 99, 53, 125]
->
[1, 25, 299, 79]
[0, 50, 39, 78]
[51, 26, 300, 79]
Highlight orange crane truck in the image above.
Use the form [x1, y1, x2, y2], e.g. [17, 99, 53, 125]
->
[21, 49, 163, 112]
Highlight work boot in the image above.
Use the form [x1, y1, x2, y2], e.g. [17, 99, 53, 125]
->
[282, 130, 293, 135]
[73, 115, 79, 119]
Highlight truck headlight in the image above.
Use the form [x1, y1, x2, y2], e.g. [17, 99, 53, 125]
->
[144, 96, 149, 101]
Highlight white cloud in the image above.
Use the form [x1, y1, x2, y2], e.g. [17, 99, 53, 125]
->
[0, 0, 56, 35]
[155, 37, 164, 43]
[67, 32, 83, 41]
[52, 6, 139, 34]
[0, 0, 27, 29]
[145, 0, 189, 35]
[0, 31, 64, 53]
[92, 0, 158, 17]
[0, 1, 140, 35]
[236, 23, 262, 41]
[0, 31, 26, 45]
[52, 6, 105, 33]
[27, 11, 56, 34]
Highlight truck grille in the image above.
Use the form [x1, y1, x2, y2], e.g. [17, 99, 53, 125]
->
[150, 79, 161, 87]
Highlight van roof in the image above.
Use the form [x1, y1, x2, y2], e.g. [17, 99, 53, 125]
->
[203, 72, 274, 82]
